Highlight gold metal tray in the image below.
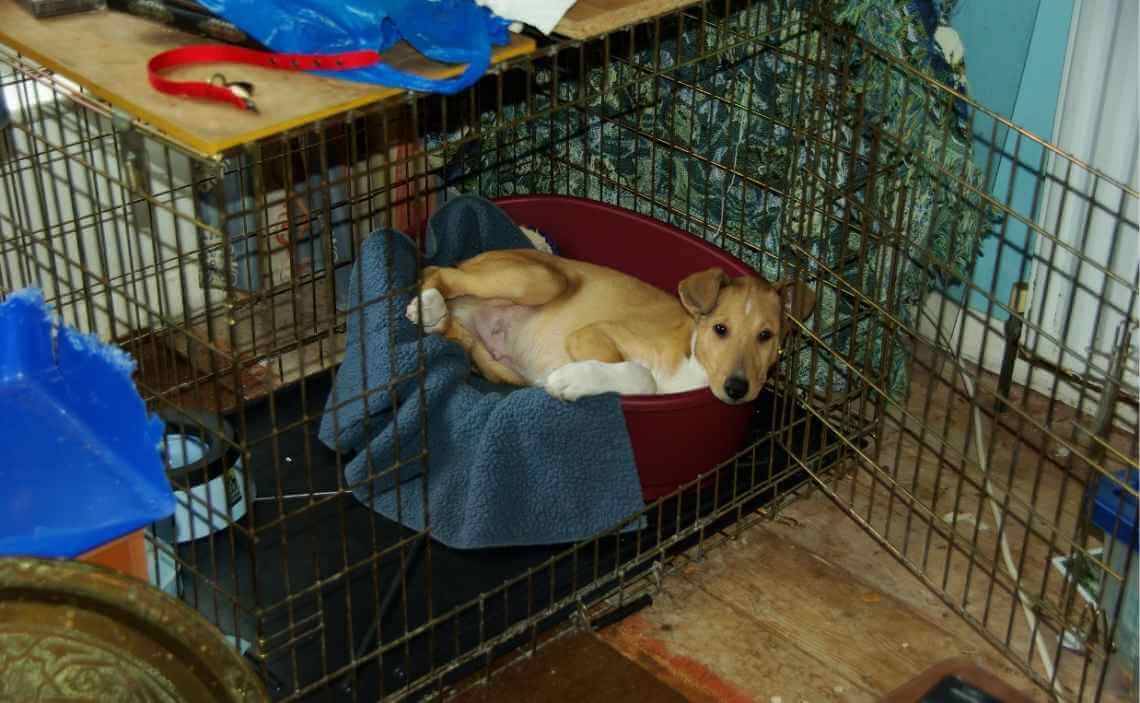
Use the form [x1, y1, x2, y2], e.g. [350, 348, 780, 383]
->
[0, 557, 268, 702]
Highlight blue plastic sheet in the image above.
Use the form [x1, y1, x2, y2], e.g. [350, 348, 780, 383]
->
[195, 0, 513, 94]
[0, 289, 174, 559]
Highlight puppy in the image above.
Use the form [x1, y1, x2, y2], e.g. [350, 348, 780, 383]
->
[406, 243, 815, 404]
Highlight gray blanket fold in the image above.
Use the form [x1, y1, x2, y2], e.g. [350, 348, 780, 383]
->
[317, 195, 646, 549]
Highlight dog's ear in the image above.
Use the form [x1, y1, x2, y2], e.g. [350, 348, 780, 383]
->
[774, 279, 816, 337]
[679, 267, 730, 317]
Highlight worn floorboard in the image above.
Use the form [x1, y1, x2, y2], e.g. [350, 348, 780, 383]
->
[450, 630, 689, 703]
[598, 526, 1042, 702]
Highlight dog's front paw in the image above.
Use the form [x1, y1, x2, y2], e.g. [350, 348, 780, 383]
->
[544, 362, 600, 402]
[545, 360, 657, 401]
[404, 288, 448, 332]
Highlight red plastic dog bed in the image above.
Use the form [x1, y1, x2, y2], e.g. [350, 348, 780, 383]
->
[492, 196, 755, 501]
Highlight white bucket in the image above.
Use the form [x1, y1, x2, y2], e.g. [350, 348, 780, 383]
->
[144, 531, 181, 597]
[157, 410, 254, 544]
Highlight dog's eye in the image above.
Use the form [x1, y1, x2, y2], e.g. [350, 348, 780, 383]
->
[714, 323, 728, 337]
[757, 329, 772, 342]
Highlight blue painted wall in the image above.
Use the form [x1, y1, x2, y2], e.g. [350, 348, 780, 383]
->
[946, 0, 1074, 319]
[954, 1, 1039, 124]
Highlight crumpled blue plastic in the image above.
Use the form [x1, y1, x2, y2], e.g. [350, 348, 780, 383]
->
[195, 0, 513, 95]
[0, 289, 174, 559]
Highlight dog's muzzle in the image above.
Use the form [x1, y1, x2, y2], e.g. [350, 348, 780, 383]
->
[723, 376, 749, 401]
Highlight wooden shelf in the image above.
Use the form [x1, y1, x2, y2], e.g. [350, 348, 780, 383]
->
[553, 0, 699, 39]
[0, 1, 535, 157]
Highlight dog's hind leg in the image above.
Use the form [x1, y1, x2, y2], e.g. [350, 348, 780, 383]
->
[403, 293, 526, 387]
[403, 290, 527, 386]
[406, 254, 565, 330]
[407, 252, 563, 388]
[418, 251, 568, 306]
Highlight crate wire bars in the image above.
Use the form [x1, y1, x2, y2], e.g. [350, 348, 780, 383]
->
[1, 1, 1137, 701]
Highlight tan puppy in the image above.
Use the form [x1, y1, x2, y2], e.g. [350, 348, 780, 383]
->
[405, 244, 815, 404]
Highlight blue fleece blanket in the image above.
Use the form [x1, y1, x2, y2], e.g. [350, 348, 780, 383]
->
[317, 195, 645, 549]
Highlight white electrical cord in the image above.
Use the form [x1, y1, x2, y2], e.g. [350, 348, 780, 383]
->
[958, 371, 1062, 694]
[929, 308, 1063, 697]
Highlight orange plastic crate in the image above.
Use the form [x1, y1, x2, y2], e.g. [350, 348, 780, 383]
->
[76, 528, 149, 582]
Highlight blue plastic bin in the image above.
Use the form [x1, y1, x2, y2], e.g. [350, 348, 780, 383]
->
[1090, 468, 1138, 694]
[0, 289, 175, 559]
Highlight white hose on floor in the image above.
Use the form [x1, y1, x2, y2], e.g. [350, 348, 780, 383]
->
[929, 306, 1063, 697]
[957, 370, 1062, 697]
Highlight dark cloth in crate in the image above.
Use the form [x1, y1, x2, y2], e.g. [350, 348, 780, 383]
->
[317, 195, 646, 550]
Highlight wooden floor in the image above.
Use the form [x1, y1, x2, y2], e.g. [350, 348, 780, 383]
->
[454, 520, 1045, 703]
[599, 525, 1044, 702]
[456, 348, 1137, 703]
[451, 630, 689, 703]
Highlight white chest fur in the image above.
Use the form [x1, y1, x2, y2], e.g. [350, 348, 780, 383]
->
[651, 332, 709, 394]
[654, 354, 709, 394]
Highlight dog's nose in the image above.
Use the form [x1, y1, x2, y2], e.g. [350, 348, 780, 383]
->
[724, 376, 749, 401]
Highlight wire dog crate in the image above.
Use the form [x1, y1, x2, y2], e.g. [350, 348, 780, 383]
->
[0, 0, 1136, 701]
